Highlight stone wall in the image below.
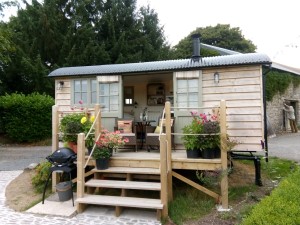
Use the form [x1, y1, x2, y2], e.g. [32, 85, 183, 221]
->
[266, 83, 300, 134]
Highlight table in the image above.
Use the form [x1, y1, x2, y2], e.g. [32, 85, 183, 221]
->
[135, 120, 155, 149]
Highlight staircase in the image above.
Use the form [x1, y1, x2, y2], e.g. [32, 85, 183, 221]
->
[76, 166, 164, 219]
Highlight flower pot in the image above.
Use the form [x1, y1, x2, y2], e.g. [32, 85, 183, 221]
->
[95, 158, 109, 170]
[214, 147, 221, 158]
[186, 149, 201, 158]
[202, 148, 215, 159]
[68, 142, 77, 153]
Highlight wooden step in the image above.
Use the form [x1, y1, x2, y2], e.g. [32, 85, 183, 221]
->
[85, 179, 161, 191]
[92, 167, 160, 175]
[76, 194, 163, 210]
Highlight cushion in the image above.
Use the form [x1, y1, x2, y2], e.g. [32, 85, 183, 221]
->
[154, 126, 161, 134]
[117, 120, 132, 133]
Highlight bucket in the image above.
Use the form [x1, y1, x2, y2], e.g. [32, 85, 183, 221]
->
[56, 181, 72, 201]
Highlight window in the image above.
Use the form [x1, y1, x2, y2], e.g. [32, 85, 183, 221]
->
[73, 79, 96, 105]
[99, 83, 119, 112]
[124, 86, 134, 105]
[177, 79, 199, 108]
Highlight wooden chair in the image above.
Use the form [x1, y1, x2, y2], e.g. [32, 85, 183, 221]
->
[145, 118, 175, 152]
[115, 119, 139, 152]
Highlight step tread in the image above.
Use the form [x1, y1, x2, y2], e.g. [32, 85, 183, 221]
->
[85, 179, 161, 190]
[76, 194, 163, 209]
[92, 167, 160, 174]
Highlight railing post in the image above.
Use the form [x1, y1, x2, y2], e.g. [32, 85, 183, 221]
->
[220, 100, 228, 209]
[160, 133, 168, 218]
[77, 133, 85, 200]
[165, 101, 173, 201]
[52, 105, 59, 192]
[95, 104, 101, 140]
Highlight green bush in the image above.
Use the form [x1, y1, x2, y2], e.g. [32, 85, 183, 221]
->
[0, 93, 54, 142]
[31, 160, 52, 193]
[241, 169, 300, 225]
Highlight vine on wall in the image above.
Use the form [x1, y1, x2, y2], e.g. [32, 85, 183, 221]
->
[265, 70, 300, 101]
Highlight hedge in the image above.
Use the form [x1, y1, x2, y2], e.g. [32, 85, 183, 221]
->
[0, 93, 54, 142]
[241, 169, 300, 225]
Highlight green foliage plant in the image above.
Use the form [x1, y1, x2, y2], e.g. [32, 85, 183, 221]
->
[31, 160, 52, 193]
[60, 101, 95, 148]
[0, 93, 54, 142]
[92, 146, 112, 159]
[241, 168, 300, 225]
[182, 115, 203, 150]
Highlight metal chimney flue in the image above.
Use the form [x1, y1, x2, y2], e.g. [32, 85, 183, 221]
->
[191, 33, 201, 62]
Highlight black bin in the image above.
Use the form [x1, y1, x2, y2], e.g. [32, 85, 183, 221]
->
[56, 181, 72, 201]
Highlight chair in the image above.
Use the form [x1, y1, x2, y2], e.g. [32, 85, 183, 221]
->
[145, 118, 175, 152]
[115, 119, 139, 152]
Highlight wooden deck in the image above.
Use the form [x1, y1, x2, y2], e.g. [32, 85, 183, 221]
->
[102, 148, 222, 171]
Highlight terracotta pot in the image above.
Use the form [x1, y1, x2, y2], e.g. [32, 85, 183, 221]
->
[68, 142, 77, 154]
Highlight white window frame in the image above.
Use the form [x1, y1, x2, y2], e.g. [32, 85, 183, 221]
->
[174, 71, 202, 114]
[72, 78, 96, 107]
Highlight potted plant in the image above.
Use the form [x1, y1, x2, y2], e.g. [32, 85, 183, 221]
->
[92, 146, 111, 170]
[198, 113, 220, 159]
[182, 112, 203, 158]
[92, 129, 128, 169]
[60, 113, 95, 153]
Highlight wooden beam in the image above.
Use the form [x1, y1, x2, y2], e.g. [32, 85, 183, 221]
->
[220, 100, 229, 209]
[172, 171, 220, 201]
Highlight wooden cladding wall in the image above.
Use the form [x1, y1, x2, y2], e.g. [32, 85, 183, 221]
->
[202, 66, 264, 151]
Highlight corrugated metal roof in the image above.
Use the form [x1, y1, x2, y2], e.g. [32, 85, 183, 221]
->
[48, 53, 271, 77]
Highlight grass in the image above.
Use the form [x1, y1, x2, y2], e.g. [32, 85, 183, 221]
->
[167, 157, 298, 225]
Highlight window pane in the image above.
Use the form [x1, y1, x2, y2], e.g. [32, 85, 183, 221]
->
[81, 93, 87, 104]
[74, 93, 81, 104]
[82, 80, 87, 92]
[74, 80, 81, 91]
[99, 84, 109, 95]
[110, 83, 119, 95]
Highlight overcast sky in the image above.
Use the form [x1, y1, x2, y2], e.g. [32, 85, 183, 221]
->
[2, 0, 300, 68]
[137, 0, 300, 68]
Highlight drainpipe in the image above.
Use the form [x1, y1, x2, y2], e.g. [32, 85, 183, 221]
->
[262, 64, 272, 162]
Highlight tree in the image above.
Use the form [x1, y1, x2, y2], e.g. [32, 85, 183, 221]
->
[1, 0, 171, 95]
[172, 24, 256, 59]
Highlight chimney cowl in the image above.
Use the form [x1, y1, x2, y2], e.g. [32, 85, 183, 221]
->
[191, 33, 201, 62]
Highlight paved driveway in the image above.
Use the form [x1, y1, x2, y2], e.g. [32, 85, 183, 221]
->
[266, 132, 300, 162]
[0, 146, 51, 171]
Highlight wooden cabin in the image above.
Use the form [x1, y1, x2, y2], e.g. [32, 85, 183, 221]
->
[48, 37, 272, 219]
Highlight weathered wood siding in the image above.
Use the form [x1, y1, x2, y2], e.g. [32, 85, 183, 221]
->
[202, 66, 264, 151]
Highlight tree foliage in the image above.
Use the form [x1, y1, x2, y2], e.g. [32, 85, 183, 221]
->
[0, 0, 170, 95]
[172, 24, 257, 59]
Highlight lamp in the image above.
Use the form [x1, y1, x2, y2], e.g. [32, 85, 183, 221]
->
[214, 72, 219, 84]
[57, 81, 64, 90]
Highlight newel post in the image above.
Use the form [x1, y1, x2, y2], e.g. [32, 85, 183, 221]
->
[94, 104, 101, 140]
[165, 101, 173, 201]
[220, 100, 228, 209]
[160, 133, 168, 218]
[77, 133, 85, 199]
[51, 105, 59, 192]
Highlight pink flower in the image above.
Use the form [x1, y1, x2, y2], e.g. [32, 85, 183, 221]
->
[79, 100, 83, 104]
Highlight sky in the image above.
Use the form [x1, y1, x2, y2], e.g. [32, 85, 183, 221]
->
[137, 0, 300, 68]
[2, 0, 300, 68]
